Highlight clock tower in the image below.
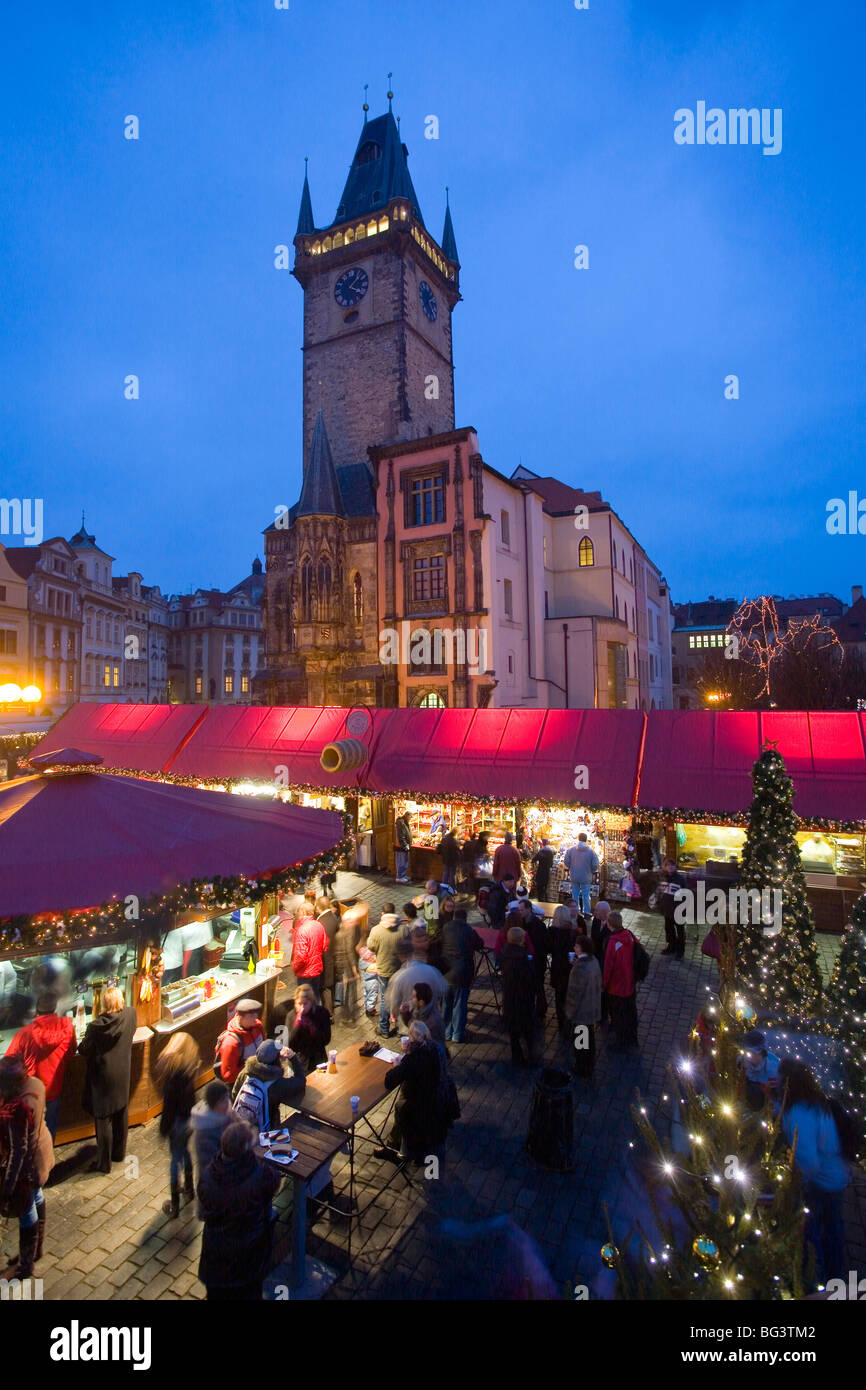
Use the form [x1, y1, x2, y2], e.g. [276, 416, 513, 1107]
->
[292, 107, 461, 469]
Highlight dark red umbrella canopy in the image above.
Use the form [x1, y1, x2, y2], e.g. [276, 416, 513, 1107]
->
[0, 761, 344, 918]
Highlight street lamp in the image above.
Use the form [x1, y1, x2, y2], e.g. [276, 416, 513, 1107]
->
[0, 682, 42, 708]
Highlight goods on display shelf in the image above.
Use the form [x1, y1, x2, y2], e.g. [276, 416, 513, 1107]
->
[396, 799, 516, 852]
[520, 805, 633, 901]
[673, 822, 866, 876]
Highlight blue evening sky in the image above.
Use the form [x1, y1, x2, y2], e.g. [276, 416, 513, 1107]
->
[1, 0, 863, 607]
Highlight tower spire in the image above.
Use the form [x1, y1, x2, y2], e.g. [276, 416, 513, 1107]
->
[296, 157, 314, 236]
[363, 83, 369, 124]
[387, 73, 393, 111]
[296, 408, 344, 518]
[442, 185, 460, 265]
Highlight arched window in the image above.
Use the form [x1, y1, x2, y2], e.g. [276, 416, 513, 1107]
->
[357, 140, 381, 165]
[323, 236, 332, 252]
[300, 560, 313, 622]
[352, 573, 363, 625]
[317, 560, 332, 621]
[367, 219, 378, 237]
[416, 690, 446, 708]
[578, 537, 594, 567]
[378, 215, 389, 233]
[333, 231, 344, 248]
[344, 227, 354, 245]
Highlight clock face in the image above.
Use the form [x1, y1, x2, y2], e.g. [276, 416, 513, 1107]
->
[334, 267, 369, 307]
[419, 281, 438, 322]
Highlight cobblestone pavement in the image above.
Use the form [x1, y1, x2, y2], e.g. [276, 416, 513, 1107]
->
[5, 869, 863, 1301]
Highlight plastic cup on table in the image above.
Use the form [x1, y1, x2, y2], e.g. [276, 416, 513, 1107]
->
[400, 1035, 409, 1053]
[350, 1095, 360, 1117]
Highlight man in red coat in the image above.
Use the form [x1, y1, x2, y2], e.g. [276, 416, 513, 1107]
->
[602, 912, 639, 1050]
[5, 992, 76, 1140]
[290, 913, 330, 1003]
[217, 1000, 264, 1087]
[491, 833, 522, 886]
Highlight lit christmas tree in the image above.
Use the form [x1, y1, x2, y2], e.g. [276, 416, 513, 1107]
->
[825, 891, 866, 1161]
[737, 747, 823, 1014]
[609, 993, 807, 1300]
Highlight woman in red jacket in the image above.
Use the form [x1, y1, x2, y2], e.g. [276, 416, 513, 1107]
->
[601, 911, 639, 1050]
[290, 913, 330, 1003]
[5, 992, 76, 1141]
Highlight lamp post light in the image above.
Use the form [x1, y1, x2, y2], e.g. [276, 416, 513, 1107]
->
[0, 682, 43, 712]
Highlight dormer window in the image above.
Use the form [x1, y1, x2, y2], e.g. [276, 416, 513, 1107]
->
[357, 140, 381, 165]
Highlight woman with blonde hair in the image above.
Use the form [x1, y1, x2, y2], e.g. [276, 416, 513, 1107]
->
[549, 904, 584, 1035]
[78, 984, 137, 1174]
[286, 982, 331, 1074]
[154, 1031, 201, 1218]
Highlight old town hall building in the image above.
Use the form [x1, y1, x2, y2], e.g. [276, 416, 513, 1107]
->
[256, 104, 672, 712]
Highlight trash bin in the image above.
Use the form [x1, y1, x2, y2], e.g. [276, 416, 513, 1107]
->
[525, 1067, 575, 1171]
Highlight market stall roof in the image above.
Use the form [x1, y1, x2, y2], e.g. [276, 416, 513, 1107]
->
[32, 704, 866, 823]
[636, 711, 866, 820]
[0, 753, 345, 918]
[165, 704, 368, 788]
[362, 706, 645, 805]
[31, 703, 209, 774]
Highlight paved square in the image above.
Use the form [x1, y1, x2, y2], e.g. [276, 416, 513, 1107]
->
[6, 869, 863, 1301]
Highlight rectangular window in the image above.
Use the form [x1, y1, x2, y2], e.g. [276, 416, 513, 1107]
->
[410, 475, 445, 527]
[412, 555, 446, 601]
[241, 675, 250, 694]
[112, 665, 120, 688]
[544, 590, 549, 619]
[0, 585, 5, 601]
[500, 510, 510, 548]
[0, 630, 17, 654]
[543, 536, 548, 568]
[67, 670, 74, 692]
[195, 676, 203, 695]
[504, 578, 513, 619]
[224, 674, 234, 694]
[103, 663, 111, 688]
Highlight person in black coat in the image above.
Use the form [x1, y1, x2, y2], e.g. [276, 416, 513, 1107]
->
[379, 1022, 450, 1163]
[284, 984, 331, 1074]
[500, 928, 537, 1066]
[437, 829, 460, 890]
[441, 909, 484, 1044]
[517, 901, 548, 1019]
[531, 840, 555, 900]
[316, 895, 340, 1016]
[548, 905, 583, 1035]
[487, 876, 516, 930]
[78, 987, 137, 1174]
[197, 1120, 281, 1300]
[658, 860, 687, 960]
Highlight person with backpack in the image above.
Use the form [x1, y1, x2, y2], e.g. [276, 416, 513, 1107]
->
[778, 1059, 850, 1285]
[198, 1120, 281, 1301]
[231, 1038, 306, 1131]
[602, 911, 644, 1049]
[4, 991, 76, 1141]
[153, 1031, 200, 1219]
[215, 999, 264, 1088]
[0, 1055, 54, 1279]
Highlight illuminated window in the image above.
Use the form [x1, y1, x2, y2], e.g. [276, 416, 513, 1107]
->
[224, 674, 234, 694]
[241, 675, 249, 694]
[412, 555, 446, 601]
[378, 215, 389, 232]
[323, 236, 332, 252]
[416, 690, 446, 708]
[345, 228, 354, 245]
[312, 241, 322, 255]
[353, 573, 363, 625]
[333, 231, 344, 248]
[195, 676, 202, 695]
[355, 223, 365, 240]
[579, 537, 594, 567]
[367, 219, 377, 237]
[112, 665, 120, 688]
[399, 205, 408, 220]
[103, 663, 111, 688]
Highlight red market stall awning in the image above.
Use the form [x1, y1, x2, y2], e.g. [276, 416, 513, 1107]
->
[32, 703, 866, 825]
[635, 711, 866, 821]
[165, 704, 369, 788]
[30, 702, 208, 774]
[0, 758, 345, 918]
[364, 706, 645, 805]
